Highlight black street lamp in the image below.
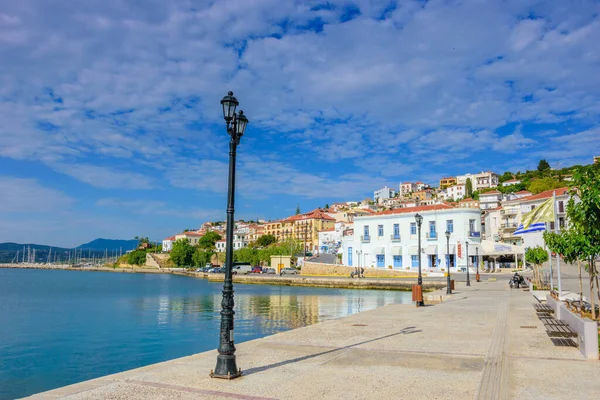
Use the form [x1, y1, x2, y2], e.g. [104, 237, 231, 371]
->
[476, 247, 480, 282]
[415, 213, 424, 306]
[465, 240, 471, 286]
[445, 230, 452, 295]
[211, 91, 249, 380]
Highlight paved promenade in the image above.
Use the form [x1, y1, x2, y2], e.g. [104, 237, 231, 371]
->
[29, 279, 599, 400]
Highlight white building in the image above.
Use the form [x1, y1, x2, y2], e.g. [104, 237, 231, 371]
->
[415, 182, 429, 191]
[457, 171, 499, 191]
[162, 236, 175, 252]
[342, 204, 482, 273]
[479, 190, 502, 210]
[445, 184, 466, 201]
[374, 186, 396, 201]
[501, 178, 521, 187]
[318, 222, 346, 253]
[399, 182, 416, 196]
[215, 232, 250, 252]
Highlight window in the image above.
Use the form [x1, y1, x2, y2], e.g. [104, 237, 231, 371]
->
[446, 219, 454, 233]
[469, 219, 476, 233]
[550, 222, 555, 230]
[393, 224, 400, 239]
[410, 222, 416, 235]
[363, 225, 370, 239]
[378, 225, 384, 237]
[411, 255, 419, 267]
[376, 254, 385, 268]
[558, 201, 564, 213]
[393, 255, 402, 268]
[429, 221, 436, 236]
[348, 247, 353, 266]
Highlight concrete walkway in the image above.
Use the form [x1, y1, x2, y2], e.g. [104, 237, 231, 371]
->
[28, 280, 599, 400]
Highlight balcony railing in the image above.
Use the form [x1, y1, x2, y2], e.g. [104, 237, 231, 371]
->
[390, 234, 401, 242]
[361, 235, 370, 243]
[501, 208, 518, 215]
[426, 232, 437, 239]
[500, 223, 518, 230]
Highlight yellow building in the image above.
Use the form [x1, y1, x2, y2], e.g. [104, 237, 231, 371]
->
[281, 208, 336, 252]
[439, 176, 457, 189]
[265, 221, 282, 241]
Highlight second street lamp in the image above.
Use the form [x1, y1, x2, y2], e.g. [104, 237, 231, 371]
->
[211, 91, 249, 380]
[476, 247, 480, 282]
[415, 213, 424, 306]
[466, 240, 471, 286]
[445, 230, 452, 295]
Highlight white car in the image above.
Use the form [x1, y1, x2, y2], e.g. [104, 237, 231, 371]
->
[280, 268, 298, 275]
[232, 264, 252, 275]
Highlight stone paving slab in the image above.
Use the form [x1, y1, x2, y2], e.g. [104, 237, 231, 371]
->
[26, 280, 598, 400]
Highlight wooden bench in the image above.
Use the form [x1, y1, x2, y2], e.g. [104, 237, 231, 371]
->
[534, 304, 553, 313]
[542, 318, 577, 338]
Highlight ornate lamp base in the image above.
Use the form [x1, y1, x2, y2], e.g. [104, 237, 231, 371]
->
[211, 355, 242, 379]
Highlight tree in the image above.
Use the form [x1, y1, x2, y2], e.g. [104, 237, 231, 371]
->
[537, 159, 551, 173]
[295, 205, 301, 215]
[325, 203, 329, 209]
[465, 178, 473, 199]
[192, 248, 211, 267]
[234, 247, 260, 265]
[198, 231, 222, 251]
[170, 239, 194, 267]
[127, 250, 146, 266]
[566, 166, 600, 318]
[525, 246, 549, 289]
[255, 234, 277, 248]
[527, 177, 562, 194]
[499, 171, 514, 183]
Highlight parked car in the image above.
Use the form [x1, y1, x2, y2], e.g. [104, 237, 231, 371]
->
[209, 267, 223, 273]
[250, 266, 263, 274]
[232, 263, 253, 275]
[280, 268, 298, 275]
[262, 267, 276, 274]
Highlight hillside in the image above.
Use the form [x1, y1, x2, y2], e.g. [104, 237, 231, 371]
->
[76, 239, 138, 251]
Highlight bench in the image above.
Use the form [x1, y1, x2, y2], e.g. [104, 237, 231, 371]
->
[542, 318, 578, 338]
[534, 304, 554, 313]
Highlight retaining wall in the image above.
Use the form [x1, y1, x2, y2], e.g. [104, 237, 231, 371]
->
[301, 262, 419, 278]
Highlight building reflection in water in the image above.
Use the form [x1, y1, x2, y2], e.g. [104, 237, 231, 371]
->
[134, 279, 411, 341]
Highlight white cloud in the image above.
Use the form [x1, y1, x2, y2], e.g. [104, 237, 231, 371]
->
[0, 176, 74, 213]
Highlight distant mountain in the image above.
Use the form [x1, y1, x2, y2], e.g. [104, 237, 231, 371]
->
[0, 242, 71, 263]
[76, 238, 138, 251]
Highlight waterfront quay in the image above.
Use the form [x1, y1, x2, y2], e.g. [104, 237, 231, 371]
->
[28, 279, 599, 400]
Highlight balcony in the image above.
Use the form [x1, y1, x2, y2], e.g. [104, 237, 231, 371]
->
[361, 235, 371, 243]
[501, 208, 518, 216]
[390, 234, 401, 242]
[469, 231, 481, 238]
[500, 223, 518, 230]
[426, 232, 437, 240]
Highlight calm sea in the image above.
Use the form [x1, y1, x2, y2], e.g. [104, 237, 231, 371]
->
[0, 268, 411, 399]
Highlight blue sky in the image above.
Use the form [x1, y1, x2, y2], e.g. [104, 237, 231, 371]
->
[1, 0, 599, 247]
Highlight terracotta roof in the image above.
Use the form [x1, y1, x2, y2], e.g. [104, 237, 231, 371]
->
[319, 228, 335, 232]
[459, 198, 478, 203]
[515, 190, 531, 195]
[504, 178, 519, 183]
[371, 203, 455, 216]
[178, 232, 202, 236]
[164, 236, 176, 241]
[519, 187, 569, 203]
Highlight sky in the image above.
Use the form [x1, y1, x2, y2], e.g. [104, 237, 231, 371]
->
[1, 0, 600, 247]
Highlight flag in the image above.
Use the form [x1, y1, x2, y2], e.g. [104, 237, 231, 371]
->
[513, 196, 555, 235]
[521, 197, 555, 229]
[513, 222, 547, 235]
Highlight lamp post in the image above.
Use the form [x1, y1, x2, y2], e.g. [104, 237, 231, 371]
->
[445, 230, 452, 294]
[465, 240, 471, 286]
[415, 213, 424, 306]
[211, 91, 248, 380]
[476, 247, 480, 282]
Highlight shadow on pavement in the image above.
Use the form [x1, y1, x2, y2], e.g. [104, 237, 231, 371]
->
[243, 326, 421, 376]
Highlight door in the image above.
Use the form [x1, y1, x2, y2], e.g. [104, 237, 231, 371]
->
[376, 254, 385, 268]
[393, 255, 402, 268]
[348, 247, 353, 266]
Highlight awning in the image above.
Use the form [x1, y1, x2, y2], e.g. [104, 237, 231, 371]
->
[408, 246, 419, 255]
[392, 247, 402, 256]
[481, 240, 524, 256]
[425, 245, 438, 255]
[442, 244, 455, 254]
[374, 247, 385, 254]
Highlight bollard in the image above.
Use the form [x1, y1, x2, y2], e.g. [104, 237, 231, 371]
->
[476, 273, 480, 282]
[450, 280, 455, 291]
